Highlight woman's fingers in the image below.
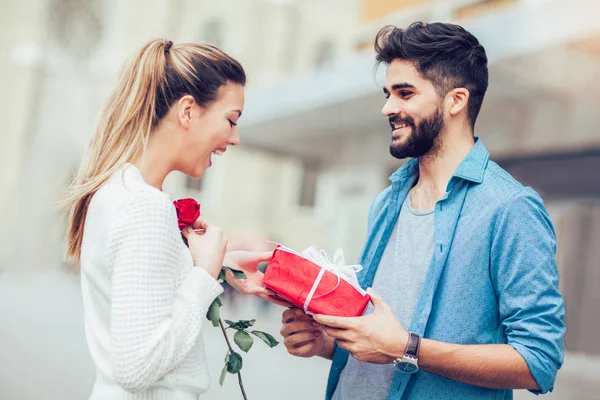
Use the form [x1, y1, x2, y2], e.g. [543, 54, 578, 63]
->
[181, 226, 196, 239]
[191, 219, 209, 231]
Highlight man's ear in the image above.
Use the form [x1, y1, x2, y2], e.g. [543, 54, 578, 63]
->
[447, 88, 470, 117]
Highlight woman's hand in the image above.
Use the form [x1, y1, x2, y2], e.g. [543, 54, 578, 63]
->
[223, 250, 293, 307]
[182, 220, 227, 279]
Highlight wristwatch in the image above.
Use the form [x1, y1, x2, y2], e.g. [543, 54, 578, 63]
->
[393, 332, 420, 374]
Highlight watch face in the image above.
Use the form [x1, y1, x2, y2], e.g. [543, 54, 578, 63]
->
[395, 361, 418, 374]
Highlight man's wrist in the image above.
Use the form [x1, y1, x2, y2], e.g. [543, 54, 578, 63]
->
[319, 335, 336, 360]
[388, 331, 410, 360]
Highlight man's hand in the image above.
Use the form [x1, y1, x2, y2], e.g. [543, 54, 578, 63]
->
[313, 289, 408, 363]
[223, 250, 292, 307]
[281, 308, 335, 360]
[313, 288, 540, 390]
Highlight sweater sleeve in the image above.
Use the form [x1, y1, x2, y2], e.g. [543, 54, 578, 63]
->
[106, 189, 223, 393]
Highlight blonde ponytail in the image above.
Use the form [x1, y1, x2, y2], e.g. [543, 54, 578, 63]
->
[63, 39, 245, 264]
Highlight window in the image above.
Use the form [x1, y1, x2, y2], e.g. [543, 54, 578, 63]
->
[298, 160, 320, 207]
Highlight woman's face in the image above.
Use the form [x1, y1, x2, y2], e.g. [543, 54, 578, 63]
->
[176, 82, 244, 179]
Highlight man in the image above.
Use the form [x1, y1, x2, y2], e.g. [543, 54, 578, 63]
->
[280, 22, 565, 399]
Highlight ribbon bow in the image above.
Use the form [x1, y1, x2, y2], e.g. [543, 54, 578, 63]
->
[299, 246, 366, 313]
[301, 246, 363, 290]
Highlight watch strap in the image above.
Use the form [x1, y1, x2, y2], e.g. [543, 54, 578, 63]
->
[404, 332, 420, 358]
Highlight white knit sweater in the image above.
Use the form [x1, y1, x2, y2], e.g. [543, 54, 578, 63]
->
[80, 164, 223, 400]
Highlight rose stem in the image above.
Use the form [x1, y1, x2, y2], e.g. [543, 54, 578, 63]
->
[218, 318, 248, 400]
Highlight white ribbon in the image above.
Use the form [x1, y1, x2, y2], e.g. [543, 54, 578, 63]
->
[274, 245, 365, 313]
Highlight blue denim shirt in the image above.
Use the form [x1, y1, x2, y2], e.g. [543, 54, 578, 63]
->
[326, 139, 565, 400]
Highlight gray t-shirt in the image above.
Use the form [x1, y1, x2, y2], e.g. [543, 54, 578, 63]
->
[332, 194, 434, 400]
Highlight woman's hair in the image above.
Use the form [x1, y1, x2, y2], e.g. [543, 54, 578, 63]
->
[63, 39, 246, 264]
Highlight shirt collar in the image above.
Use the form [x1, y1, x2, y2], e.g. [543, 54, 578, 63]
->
[388, 137, 490, 184]
[451, 137, 489, 184]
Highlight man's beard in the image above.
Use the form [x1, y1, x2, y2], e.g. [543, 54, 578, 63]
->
[389, 106, 444, 160]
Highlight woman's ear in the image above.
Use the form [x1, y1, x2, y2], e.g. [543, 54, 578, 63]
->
[176, 95, 197, 128]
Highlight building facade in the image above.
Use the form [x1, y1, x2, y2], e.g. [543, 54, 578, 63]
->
[1, 0, 599, 357]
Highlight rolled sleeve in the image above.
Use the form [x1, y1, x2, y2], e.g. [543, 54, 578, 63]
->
[491, 187, 566, 394]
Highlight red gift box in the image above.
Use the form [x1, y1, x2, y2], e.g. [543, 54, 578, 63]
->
[263, 246, 370, 317]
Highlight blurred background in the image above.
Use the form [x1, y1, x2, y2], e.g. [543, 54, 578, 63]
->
[1, 0, 599, 398]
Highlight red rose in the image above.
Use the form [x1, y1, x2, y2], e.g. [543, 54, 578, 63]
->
[173, 198, 201, 230]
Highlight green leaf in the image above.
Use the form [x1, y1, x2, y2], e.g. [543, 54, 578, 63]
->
[222, 266, 247, 279]
[219, 361, 228, 386]
[234, 330, 254, 352]
[227, 351, 243, 374]
[217, 269, 227, 282]
[240, 319, 256, 328]
[225, 319, 256, 331]
[224, 319, 241, 330]
[251, 330, 280, 348]
[206, 297, 222, 327]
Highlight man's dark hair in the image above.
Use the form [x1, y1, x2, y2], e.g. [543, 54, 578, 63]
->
[375, 22, 488, 129]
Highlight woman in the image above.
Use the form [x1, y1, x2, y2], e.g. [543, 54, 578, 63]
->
[63, 39, 282, 399]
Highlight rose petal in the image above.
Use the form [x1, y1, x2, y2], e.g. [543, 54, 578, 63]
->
[174, 198, 201, 230]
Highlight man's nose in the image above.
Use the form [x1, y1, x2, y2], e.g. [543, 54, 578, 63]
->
[381, 97, 401, 117]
